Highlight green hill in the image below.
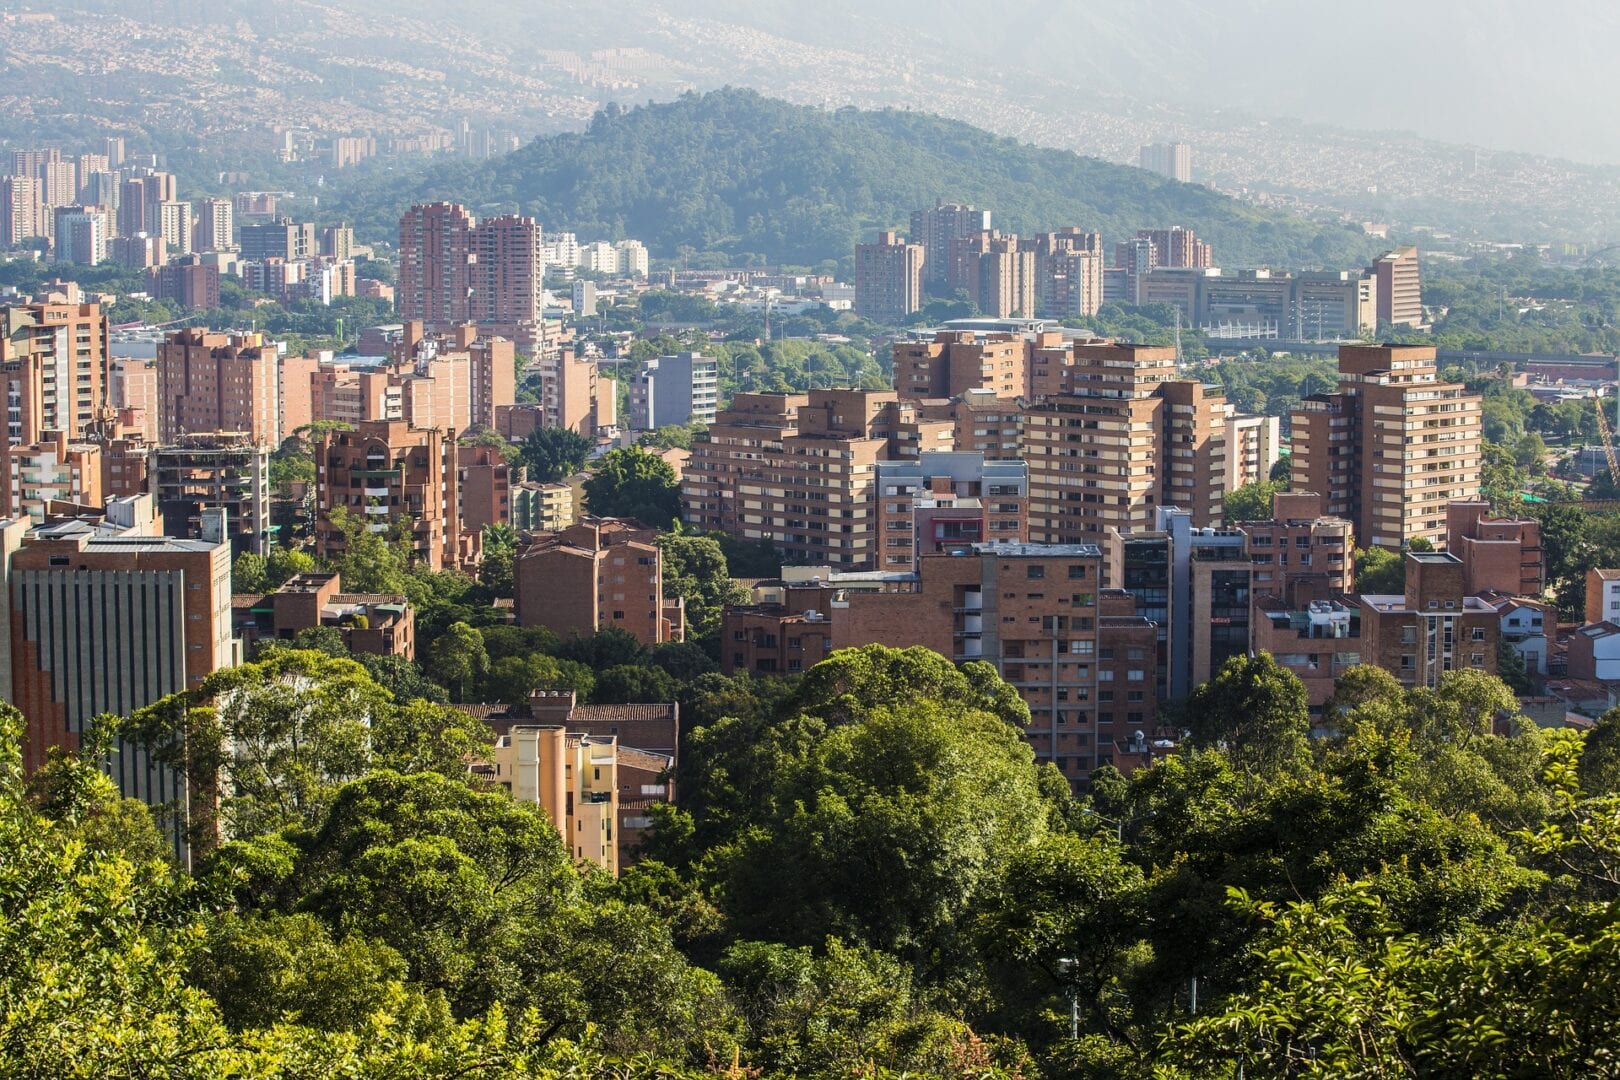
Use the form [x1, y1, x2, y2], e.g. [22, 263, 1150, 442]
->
[331, 88, 1376, 269]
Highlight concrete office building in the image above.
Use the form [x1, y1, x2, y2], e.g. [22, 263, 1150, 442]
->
[1106, 507, 1250, 703]
[1140, 267, 1374, 339]
[0, 513, 233, 844]
[1025, 341, 1228, 545]
[240, 218, 316, 262]
[152, 434, 271, 557]
[0, 301, 110, 445]
[513, 517, 682, 645]
[854, 230, 925, 323]
[1290, 345, 1482, 550]
[629, 352, 719, 430]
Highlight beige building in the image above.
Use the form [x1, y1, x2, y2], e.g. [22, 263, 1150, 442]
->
[1368, 246, 1424, 329]
[1224, 412, 1283, 493]
[0, 301, 110, 446]
[488, 725, 620, 873]
[682, 389, 903, 569]
[893, 330, 1027, 401]
[1025, 342, 1227, 546]
[1290, 344, 1481, 550]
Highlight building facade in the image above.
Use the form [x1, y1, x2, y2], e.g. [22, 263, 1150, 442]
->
[854, 230, 924, 323]
[629, 352, 719, 430]
[314, 420, 464, 571]
[513, 517, 681, 645]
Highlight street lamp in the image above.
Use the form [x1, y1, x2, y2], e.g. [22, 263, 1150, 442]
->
[1081, 806, 1124, 842]
[1053, 957, 1080, 1040]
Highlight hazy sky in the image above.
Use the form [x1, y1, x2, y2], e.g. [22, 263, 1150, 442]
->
[657, 0, 1620, 165]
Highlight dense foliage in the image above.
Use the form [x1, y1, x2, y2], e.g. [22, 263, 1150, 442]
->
[11, 639, 1620, 1076]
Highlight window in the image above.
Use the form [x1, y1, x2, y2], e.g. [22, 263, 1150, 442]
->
[1026, 565, 1045, 579]
[612, 610, 624, 619]
[1470, 652, 1484, 667]
[1401, 654, 1415, 670]
[1471, 627, 1486, 641]
[1068, 564, 1087, 579]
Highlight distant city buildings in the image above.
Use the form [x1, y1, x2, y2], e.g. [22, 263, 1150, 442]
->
[1138, 141, 1192, 183]
[398, 202, 546, 350]
[1368, 245, 1425, 329]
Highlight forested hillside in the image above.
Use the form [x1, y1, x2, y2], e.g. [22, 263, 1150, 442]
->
[325, 89, 1377, 269]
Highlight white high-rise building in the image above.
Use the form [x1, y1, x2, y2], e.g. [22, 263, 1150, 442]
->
[614, 239, 649, 277]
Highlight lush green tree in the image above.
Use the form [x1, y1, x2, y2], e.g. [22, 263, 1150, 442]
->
[659, 533, 748, 646]
[352, 652, 449, 704]
[787, 644, 1029, 729]
[1580, 707, 1620, 796]
[1497, 638, 1536, 695]
[426, 620, 490, 702]
[584, 447, 681, 527]
[553, 626, 648, 670]
[1223, 478, 1286, 523]
[716, 698, 1050, 960]
[1354, 545, 1405, 594]
[481, 653, 595, 706]
[325, 506, 411, 593]
[593, 664, 681, 704]
[267, 546, 317, 587]
[233, 551, 270, 593]
[520, 426, 592, 483]
[650, 641, 721, 681]
[1182, 652, 1310, 771]
[478, 523, 519, 597]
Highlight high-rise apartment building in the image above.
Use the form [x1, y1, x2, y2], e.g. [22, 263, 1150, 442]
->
[0, 301, 110, 445]
[109, 357, 159, 443]
[156, 329, 285, 445]
[1236, 490, 1355, 604]
[52, 206, 107, 265]
[1367, 246, 1424, 328]
[1289, 345, 1482, 550]
[910, 201, 991, 291]
[854, 230, 925, 323]
[1138, 141, 1192, 182]
[529, 347, 604, 434]
[456, 442, 515, 533]
[629, 351, 719, 430]
[513, 517, 681, 646]
[874, 451, 1027, 570]
[147, 257, 221, 311]
[195, 198, 234, 252]
[320, 225, 353, 260]
[614, 239, 650, 277]
[152, 434, 271, 557]
[1033, 229, 1105, 318]
[1224, 412, 1283, 492]
[962, 232, 1037, 318]
[682, 389, 907, 568]
[511, 480, 575, 533]
[893, 330, 1028, 401]
[0, 176, 42, 247]
[1115, 226, 1211, 272]
[834, 543, 1159, 785]
[157, 200, 193, 255]
[240, 217, 316, 262]
[39, 161, 77, 209]
[1025, 342, 1228, 546]
[0, 431, 102, 520]
[314, 420, 464, 571]
[397, 203, 544, 340]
